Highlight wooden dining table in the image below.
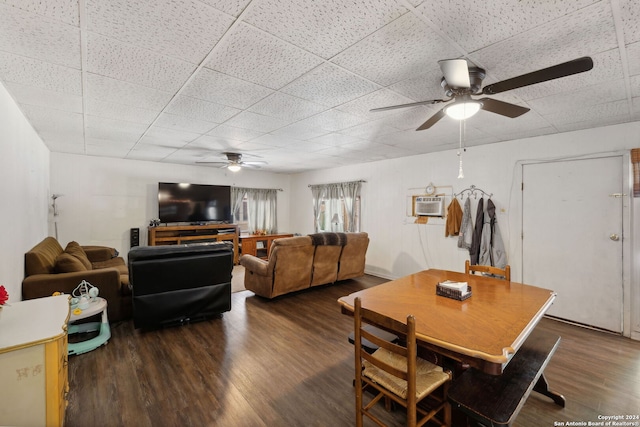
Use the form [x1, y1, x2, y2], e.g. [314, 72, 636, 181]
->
[338, 269, 557, 376]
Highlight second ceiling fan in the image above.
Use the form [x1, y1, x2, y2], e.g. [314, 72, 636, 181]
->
[371, 56, 594, 130]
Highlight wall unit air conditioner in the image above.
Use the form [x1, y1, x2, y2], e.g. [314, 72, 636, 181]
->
[414, 196, 444, 217]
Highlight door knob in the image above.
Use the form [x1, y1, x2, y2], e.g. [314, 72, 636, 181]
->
[610, 234, 620, 241]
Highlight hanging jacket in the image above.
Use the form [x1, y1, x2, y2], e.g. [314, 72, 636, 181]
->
[479, 199, 507, 268]
[469, 197, 484, 265]
[457, 198, 473, 249]
[445, 198, 463, 237]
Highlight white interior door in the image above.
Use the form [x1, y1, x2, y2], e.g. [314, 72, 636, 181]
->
[522, 156, 623, 332]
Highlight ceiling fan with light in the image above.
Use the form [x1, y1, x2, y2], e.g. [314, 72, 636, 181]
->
[371, 56, 594, 130]
[196, 152, 267, 172]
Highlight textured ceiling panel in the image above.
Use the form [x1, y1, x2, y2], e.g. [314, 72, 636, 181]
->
[181, 68, 273, 109]
[0, 4, 80, 68]
[86, 33, 196, 92]
[6, 82, 82, 113]
[197, 0, 253, 17]
[281, 63, 380, 107]
[0, 51, 81, 95]
[205, 23, 323, 90]
[166, 96, 241, 123]
[332, 13, 459, 87]
[85, 73, 173, 111]
[87, 0, 234, 64]
[242, 0, 408, 59]
[0, 0, 638, 172]
[248, 92, 326, 121]
[0, 0, 79, 25]
[620, 0, 640, 44]
[415, 0, 599, 53]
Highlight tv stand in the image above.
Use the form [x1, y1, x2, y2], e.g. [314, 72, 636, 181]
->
[148, 224, 239, 264]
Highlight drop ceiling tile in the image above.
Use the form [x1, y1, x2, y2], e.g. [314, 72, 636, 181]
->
[245, 133, 300, 148]
[269, 122, 329, 141]
[543, 99, 631, 126]
[85, 142, 135, 158]
[628, 42, 640, 76]
[1, 0, 79, 26]
[154, 113, 218, 134]
[0, 52, 81, 95]
[621, 0, 640, 44]
[281, 63, 380, 108]
[205, 22, 323, 90]
[138, 127, 200, 148]
[294, 109, 369, 132]
[167, 95, 241, 123]
[87, 0, 233, 64]
[0, 4, 80, 68]
[415, 0, 598, 53]
[85, 115, 148, 143]
[127, 144, 177, 162]
[340, 120, 402, 139]
[336, 89, 416, 118]
[187, 135, 249, 152]
[5, 82, 82, 113]
[44, 140, 85, 154]
[248, 92, 327, 121]
[182, 68, 273, 109]
[242, 0, 408, 59]
[633, 76, 640, 98]
[86, 33, 196, 92]
[19, 103, 84, 136]
[223, 110, 289, 133]
[387, 69, 450, 104]
[197, 0, 252, 17]
[554, 112, 640, 133]
[527, 80, 628, 115]
[86, 99, 159, 125]
[470, 2, 618, 83]
[279, 140, 336, 153]
[307, 133, 362, 147]
[206, 124, 265, 141]
[85, 73, 173, 111]
[332, 13, 458, 87]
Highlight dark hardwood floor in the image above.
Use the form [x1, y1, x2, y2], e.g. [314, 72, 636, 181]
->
[66, 275, 640, 427]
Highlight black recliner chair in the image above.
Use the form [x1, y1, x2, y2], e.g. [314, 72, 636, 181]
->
[128, 242, 233, 329]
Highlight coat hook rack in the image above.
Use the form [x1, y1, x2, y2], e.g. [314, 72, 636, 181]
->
[454, 185, 493, 199]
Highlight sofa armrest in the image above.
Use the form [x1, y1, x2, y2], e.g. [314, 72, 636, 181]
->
[239, 254, 269, 276]
[82, 245, 117, 262]
[22, 268, 121, 305]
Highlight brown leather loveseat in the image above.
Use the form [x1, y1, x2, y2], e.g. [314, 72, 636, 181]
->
[240, 232, 369, 298]
[23, 237, 131, 321]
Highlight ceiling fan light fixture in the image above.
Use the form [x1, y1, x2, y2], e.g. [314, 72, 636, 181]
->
[227, 164, 241, 172]
[445, 101, 481, 120]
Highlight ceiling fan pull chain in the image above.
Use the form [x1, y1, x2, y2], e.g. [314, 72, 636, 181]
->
[457, 119, 465, 179]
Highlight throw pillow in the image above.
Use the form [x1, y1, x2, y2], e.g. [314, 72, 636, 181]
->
[65, 241, 92, 270]
[55, 253, 87, 273]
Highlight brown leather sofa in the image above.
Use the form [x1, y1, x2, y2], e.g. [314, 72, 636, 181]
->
[22, 237, 131, 321]
[240, 232, 369, 298]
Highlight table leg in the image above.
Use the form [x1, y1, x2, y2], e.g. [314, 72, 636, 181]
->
[533, 373, 566, 407]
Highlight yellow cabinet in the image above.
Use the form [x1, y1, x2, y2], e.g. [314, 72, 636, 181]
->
[0, 295, 70, 427]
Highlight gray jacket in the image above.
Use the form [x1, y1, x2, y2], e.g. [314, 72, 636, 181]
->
[479, 199, 507, 268]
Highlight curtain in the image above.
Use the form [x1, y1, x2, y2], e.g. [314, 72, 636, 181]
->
[310, 180, 362, 232]
[246, 188, 277, 234]
[230, 187, 247, 223]
[632, 148, 640, 197]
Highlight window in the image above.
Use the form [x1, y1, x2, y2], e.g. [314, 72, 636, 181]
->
[310, 181, 362, 233]
[231, 187, 278, 234]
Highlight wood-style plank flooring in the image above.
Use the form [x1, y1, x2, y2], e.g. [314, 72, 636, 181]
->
[66, 275, 640, 426]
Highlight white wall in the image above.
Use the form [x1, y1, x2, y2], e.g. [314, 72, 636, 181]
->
[290, 121, 640, 338]
[0, 83, 50, 303]
[49, 153, 291, 257]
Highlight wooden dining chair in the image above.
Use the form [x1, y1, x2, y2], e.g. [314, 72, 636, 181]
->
[465, 260, 511, 281]
[354, 297, 451, 427]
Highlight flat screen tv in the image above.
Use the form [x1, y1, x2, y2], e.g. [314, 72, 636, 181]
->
[158, 182, 231, 224]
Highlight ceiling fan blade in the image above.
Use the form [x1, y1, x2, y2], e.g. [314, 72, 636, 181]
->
[482, 56, 594, 95]
[439, 59, 470, 88]
[416, 109, 447, 131]
[195, 161, 228, 166]
[478, 98, 530, 118]
[370, 99, 447, 113]
[243, 161, 267, 166]
[240, 163, 262, 169]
